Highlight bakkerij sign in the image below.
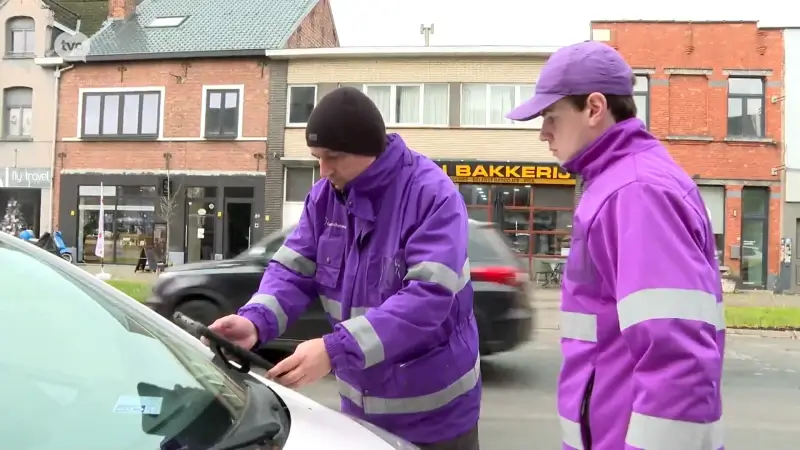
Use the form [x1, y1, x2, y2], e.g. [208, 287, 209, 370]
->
[0, 167, 52, 188]
[54, 30, 91, 61]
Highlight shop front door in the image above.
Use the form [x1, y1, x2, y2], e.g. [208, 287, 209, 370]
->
[223, 199, 252, 259]
[185, 198, 217, 263]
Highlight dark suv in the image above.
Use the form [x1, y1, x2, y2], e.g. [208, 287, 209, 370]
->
[146, 220, 534, 356]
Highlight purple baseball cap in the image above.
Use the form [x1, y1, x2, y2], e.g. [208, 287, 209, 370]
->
[506, 41, 634, 121]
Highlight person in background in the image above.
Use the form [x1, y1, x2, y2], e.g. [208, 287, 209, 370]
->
[506, 41, 724, 450]
[208, 87, 481, 449]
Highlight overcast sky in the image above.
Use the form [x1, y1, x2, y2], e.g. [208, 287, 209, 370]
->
[329, 0, 796, 47]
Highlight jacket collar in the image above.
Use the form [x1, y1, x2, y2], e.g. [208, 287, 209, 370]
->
[561, 118, 656, 183]
[341, 133, 412, 221]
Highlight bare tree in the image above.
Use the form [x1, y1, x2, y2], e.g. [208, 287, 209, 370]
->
[160, 152, 181, 267]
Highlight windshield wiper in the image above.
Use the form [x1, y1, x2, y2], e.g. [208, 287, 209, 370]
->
[210, 381, 288, 450]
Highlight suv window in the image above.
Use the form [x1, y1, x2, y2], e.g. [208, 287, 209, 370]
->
[468, 222, 525, 269]
[250, 223, 522, 269]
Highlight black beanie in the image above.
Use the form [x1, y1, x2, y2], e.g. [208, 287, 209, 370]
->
[305, 87, 387, 156]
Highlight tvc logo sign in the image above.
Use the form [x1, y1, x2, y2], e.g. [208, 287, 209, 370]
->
[54, 31, 91, 61]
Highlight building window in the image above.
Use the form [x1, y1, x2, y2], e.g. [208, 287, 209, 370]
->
[6, 16, 35, 56]
[287, 86, 317, 125]
[204, 88, 240, 139]
[727, 77, 765, 138]
[284, 166, 321, 203]
[457, 183, 574, 261]
[81, 91, 161, 138]
[531, 186, 574, 257]
[3, 87, 33, 138]
[698, 186, 725, 266]
[460, 84, 541, 128]
[633, 75, 649, 128]
[360, 84, 449, 126]
[740, 187, 769, 288]
[77, 185, 158, 265]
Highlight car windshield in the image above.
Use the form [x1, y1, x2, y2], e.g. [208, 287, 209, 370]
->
[0, 238, 251, 450]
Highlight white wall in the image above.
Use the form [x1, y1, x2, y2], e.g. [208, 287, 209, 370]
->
[785, 30, 800, 202]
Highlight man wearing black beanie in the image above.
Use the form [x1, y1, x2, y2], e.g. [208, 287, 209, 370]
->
[209, 87, 481, 449]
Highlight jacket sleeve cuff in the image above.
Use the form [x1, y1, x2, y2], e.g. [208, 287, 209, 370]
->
[322, 332, 348, 372]
[238, 307, 274, 346]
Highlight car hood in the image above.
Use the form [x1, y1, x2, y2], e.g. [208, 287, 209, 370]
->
[249, 373, 403, 450]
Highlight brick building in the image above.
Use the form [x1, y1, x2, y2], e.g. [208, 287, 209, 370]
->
[591, 20, 784, 289]
[50, 0, 337, 265]
[265, 46, 595, 272]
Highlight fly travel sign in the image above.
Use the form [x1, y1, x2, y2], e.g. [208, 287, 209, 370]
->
[0, 167, 52, 189]
[434, 161, 576, 185]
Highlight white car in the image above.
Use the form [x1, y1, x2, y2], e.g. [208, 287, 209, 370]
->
[0, 232, 418, 450]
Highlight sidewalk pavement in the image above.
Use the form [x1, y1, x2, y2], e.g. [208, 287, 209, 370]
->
[80, 264, 159, 284]
[532, 287, 800, 308]
[83, 264, 800, 309]
[531, 287, 800, 339]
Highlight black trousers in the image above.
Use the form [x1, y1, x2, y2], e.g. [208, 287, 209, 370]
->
[416, 425, 479, 450]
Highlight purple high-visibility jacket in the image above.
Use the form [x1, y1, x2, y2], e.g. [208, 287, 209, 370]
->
[558, 118, 725, 450]
[238, 134, 481, 444]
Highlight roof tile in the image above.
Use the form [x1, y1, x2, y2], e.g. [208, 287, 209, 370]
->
[86, 0, 317, 58]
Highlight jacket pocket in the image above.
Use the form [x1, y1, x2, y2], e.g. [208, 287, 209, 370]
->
[315, 231, 345, 288]
[367, 250, 407, 300]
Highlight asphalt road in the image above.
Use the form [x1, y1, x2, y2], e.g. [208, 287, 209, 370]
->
[294, 330, 800, 449]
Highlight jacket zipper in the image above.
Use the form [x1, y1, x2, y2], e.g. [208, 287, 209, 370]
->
[580, 371, 596, 450]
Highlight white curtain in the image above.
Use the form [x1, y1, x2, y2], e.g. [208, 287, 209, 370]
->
[489, 86, 514, 125]
[422, 84, 448, 125]
[396, 86, 421, 124]
[515, 84, 542, 128]
[461, 83, 487, 126]
[366, 85, 392, 123]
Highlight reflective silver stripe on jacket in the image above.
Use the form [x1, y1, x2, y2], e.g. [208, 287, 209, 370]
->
[245, 293, 288, 335]
[560, 290, 724, 342]
[336, 356, 481, 415]
[271, 245, 316, 277]
[560, 416, 585, 450]
[340, 315, 384, 368]
[625, 412, 724, 450]
[320, 295, 369, 321]
[618, 288, 724, 331]
[560, 415, 724, 450]
[404, 259, 471, 293]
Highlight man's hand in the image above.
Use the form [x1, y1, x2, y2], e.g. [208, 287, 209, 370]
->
[206, 315, 259, 350]
[266, 338, 331, 389]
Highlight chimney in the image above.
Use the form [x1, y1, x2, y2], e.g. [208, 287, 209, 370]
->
[108, 0, 135, 20]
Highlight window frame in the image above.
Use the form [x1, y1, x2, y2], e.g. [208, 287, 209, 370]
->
[283, 166, 321, 203]
[457, 183, 575, 259]
[459, 83, 542, 129]
[201, 85, 243, 140]
[286, 85, 318, 126]
[358, 83, 450, 127]
[633, 75, 650, 129]
[6, 16, 36, 57]
[79, 89, 163, 140]
[2, 86, 34, 139]
[726, 77, 766, 138]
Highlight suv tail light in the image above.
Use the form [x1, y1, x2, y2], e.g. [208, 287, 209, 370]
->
[470, 266, 526, 287]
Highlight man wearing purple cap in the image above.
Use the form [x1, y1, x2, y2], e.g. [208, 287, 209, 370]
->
[507, 41, 724, 450]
